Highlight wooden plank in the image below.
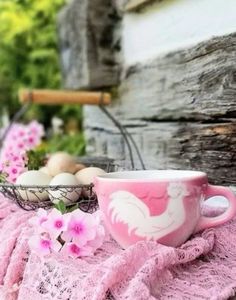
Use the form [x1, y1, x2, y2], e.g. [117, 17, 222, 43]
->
[117, 33, 236, 121]
[19, 89, 111, 106]
[85, 119, 236, 186]
[57, 0, 121, 89]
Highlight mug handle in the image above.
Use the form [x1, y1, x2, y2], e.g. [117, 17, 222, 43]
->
[194, 185, 236, 233]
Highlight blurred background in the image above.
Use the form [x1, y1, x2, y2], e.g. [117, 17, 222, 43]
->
[0, 0, 85, 156]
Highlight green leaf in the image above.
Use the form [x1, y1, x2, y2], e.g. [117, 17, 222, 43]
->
[54, 200, 66, 214]
[66, 203, 79, 213]
[0, 172, 7, 183]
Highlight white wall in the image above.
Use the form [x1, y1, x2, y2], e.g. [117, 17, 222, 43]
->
[123, 0, 236, 65]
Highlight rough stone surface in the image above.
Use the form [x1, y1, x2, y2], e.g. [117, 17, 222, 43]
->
[58, 0, 121, 89]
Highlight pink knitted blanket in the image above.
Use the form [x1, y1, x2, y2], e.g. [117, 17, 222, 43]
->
[0, 193, 235, 299]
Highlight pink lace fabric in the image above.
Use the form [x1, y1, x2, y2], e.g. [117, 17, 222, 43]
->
[0, 192, 235, 300]
[17, 206, 236, 300]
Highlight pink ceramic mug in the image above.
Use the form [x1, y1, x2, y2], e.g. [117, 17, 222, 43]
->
[95, 170, 236, 248]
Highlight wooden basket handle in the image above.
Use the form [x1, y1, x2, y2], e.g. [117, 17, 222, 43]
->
[19, 89, 111, 106]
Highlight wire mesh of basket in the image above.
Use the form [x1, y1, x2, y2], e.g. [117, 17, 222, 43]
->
[0, 183, 95, 211]
[0, 157, 116, 212]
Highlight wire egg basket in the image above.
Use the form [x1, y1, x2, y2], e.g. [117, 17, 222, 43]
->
[0, 158, 116, 212]
[0, 183, 96, 212]
[0, 90, 145, 212]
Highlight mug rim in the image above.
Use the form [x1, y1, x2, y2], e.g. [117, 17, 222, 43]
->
[96, 169, 207, 182]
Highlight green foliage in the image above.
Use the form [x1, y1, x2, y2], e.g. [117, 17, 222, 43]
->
[66, 203, 79, 213]
[26, 149, 47, 170]
[54, 200, 67, 214]
[0, 0, 65, 119]
[54, 200, 79, 213]
[45, 133, 86, 156]
[0, 0, 86, 155]
[0, 172, 7, 183]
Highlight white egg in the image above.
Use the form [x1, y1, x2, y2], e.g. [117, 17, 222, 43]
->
[49, 173, 79, 205]
[75, 167, 106, 185]
[16, 170, 51, 202]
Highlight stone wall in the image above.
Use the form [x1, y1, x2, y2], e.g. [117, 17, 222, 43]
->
[58, 0, 236, 186]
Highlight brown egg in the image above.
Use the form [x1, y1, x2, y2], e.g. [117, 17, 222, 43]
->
[47, 152, 77, 176]
[39, 166, 52, 176]
[74, 163, 86, 173]
[75, 167, 106, 185]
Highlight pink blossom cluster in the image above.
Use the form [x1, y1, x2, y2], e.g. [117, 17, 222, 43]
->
[0, 121, 44, 183]
[28, 208, 105, 258]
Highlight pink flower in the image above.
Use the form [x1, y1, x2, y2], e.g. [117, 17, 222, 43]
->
[18, 129, 25, 137]
[85, 211, 106, 251]
[86, 225, 105, 250]
[29, 235, 61, 256]
[61, 210, 97, 246]
[5, 164, 23, 176]
[42, 209, 69, 238]
[27, 136, 36, 146]
[61, 242, 93, 258]
[28, 208, 105, 258]
[11, 154, 21, 163]
[0, 121, 44, 183]
[28, 121, 45, 140]
[29, 208, 48, 233]
[16, 142, 25, 150]
[3, 162, 26, 183]
[6, 124, 25, 141]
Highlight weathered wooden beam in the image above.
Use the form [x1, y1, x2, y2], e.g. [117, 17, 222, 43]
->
[58, 0, 121, 89]
[85, 119, 236, 186]
[117, 33, 236, 121]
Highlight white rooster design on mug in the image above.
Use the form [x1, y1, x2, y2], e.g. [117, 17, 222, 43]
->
[108, 182, 189, 240]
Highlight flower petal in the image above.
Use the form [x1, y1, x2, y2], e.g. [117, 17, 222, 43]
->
[28, 235, 52, 256]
